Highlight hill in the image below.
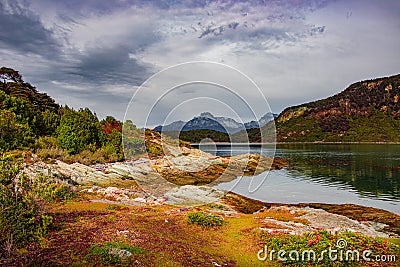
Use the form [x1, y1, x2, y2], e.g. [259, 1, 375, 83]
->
[274, 74, 400, 142]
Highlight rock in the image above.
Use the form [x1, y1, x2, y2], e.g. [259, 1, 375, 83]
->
[108, 247, 132, 259]
[133, 197, 147, 203]
[109, 163, 133, 177]
[164, 185, 225, 206]
[81, 186, 147, 202]
[223, 193, 400, 237]
[261, 206, 390, 238]
[150, 150, 287, 186]
[362, 221, 389, 232]
[85, 186, 101, 193]
[116, 230, 130, 236]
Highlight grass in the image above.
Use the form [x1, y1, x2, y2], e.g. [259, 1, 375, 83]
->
[6, 201, 267, 266]
[85, 242, 147, 265]
[4, 200, 399, 266]
[262, 208, 309, 225]
[384, 238, 400, 246]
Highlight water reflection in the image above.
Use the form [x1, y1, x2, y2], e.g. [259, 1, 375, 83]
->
[200, 144, 400, 207]
[275, 144, 400, 201]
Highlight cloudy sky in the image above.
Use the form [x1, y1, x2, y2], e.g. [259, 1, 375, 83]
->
[1, 0, 399, 125]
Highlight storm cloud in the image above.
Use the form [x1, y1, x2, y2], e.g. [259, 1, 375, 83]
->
[0, 0, 399, 122]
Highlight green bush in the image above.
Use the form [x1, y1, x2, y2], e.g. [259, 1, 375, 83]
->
[123, 136, 145, 159]
[32, 173, 75, 203]
[0, 156, 52, 256]
[36, 148, 65, 161]
[34, 136, 59, 149]
[187, 211, 225, 227]
[0, 187, 41, 248]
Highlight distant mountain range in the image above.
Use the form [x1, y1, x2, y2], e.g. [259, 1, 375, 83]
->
[159, 74, 400, 143]
[155, 74, 400, 143]
[154, 112, 276, 134]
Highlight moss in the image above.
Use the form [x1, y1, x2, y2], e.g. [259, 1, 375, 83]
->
[187, 211, 226, 227]
[85, 242, 147, 265]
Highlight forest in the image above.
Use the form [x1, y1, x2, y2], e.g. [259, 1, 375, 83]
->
[0, 67, 146, 164]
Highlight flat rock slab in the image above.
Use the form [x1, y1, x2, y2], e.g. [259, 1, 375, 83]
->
[164, 185, 226, 206]
[261, 206, 389, 238]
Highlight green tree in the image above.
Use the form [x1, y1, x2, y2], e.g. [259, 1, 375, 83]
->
[122, 120, 145, 158]
[0, 67, 60, 150]
[0, 67, 23, 83]
[57, 107, 101, 154]
[0, 110, 19, 151]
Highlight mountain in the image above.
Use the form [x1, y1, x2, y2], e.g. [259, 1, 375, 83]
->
[153, 120, 186, 132]
[156, 74, 400, 143]
[162, 129, 230, 143]
[273, 74, 400, 142]
[244, 112, 276, 129]
[154, 112, 275, 134]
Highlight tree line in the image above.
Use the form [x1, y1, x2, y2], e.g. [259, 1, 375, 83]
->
[0, 67, 144, 163]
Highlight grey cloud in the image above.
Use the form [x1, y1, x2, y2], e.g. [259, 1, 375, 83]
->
[65, 45, 153, 86]
[158, 0, 328, 51]
[0, 1, 59, 57]
[1, 0, 398, 123]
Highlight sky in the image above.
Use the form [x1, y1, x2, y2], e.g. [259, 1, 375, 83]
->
[1, 0, 399, 126]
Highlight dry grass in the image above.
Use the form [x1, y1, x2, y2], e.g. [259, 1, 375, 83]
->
[5, 200, 280, 266]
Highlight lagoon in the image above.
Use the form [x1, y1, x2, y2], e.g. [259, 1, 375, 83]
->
[198, 144, 400, 214]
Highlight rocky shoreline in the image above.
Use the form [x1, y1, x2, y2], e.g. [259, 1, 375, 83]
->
[222, 192, 399, 237]
[7, 145, 398, 266]
[21, 145, 400, 239]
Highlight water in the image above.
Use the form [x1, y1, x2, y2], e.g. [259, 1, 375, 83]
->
[199, 144, 400, 214]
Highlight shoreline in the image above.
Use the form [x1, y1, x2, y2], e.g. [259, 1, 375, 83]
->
[222, 192, 400, 236]
[191, 141, 400, 145]
[21, 144, 400, 236]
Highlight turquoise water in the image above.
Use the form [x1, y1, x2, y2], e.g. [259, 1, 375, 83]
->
[203, 144, 400, 214]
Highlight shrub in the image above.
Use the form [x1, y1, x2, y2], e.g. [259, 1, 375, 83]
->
[62, 147, 123, 165]
[207, 203, 229, 210]
[32, 173, 75, 203]
[36, 148, 65, 161]
[0, 156, 52, 256]
[187, 211, 225, 227]
[124, 136, 145, 159]
[34, 136, 59, 149]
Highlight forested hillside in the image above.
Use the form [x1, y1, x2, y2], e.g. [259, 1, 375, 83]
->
[274, 74, 400, 142]
[0, 67, 144, 164]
